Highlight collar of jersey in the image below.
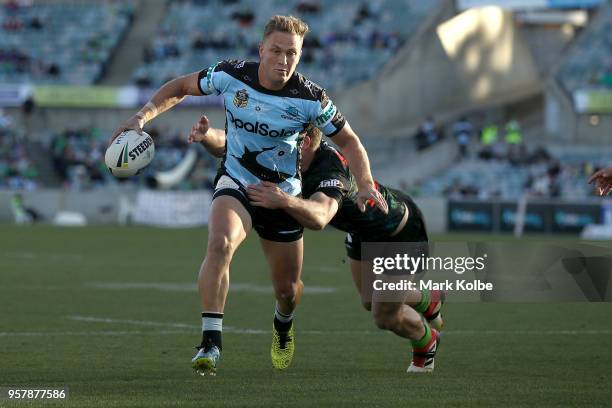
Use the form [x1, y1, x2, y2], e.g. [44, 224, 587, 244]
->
[248, 62, 300, 96]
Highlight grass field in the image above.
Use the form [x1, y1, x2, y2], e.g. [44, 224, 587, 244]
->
[1, 225, 611, 407]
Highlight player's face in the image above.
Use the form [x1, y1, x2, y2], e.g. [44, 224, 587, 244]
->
[259, 31, 302, 89]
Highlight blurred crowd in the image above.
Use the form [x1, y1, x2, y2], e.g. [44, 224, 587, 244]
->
[416, 115, 606, 200]
[0, 108, 37, 190]
[133, 0, 430, 90]
[1, 1, 134, 85]
[49, 127, 218, 191]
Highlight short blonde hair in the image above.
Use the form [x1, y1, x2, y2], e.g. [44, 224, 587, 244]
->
[305, 124, 322, 148]
[263, 15, 309, 39]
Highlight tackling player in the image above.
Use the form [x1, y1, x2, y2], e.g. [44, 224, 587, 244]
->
[191, 120, 444, 373]
[110, 15, 387, 376]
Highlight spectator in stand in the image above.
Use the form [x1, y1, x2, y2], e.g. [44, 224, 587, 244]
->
[423, 116, 437, 145]
[504, 119, 522, 157]
[478, 123, 498, 160]
[415, 116, 439, 151]
[452, 116, 473, 158]
[480, 123, 498, 146]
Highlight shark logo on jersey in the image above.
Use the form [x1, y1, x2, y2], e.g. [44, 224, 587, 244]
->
[233, 146, 294, 183]
[281, 106, 300, 120]
[233, 89, 249, 108]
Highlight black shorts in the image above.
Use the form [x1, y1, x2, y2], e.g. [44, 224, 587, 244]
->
[213, 173, 303, 242]
[345, 194, 428, 261]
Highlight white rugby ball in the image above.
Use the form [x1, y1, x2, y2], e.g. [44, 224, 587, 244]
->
[105, 130, 155, 178]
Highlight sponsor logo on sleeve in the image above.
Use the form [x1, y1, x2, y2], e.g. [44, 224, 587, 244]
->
[318, 179, 343, 189]
[205, 65, 216, 92]
[315, 102, 337, 127]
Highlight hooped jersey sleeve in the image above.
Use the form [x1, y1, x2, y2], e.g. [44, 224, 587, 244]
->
[197, 60, 234, 96]
[298, 83, 346, 138]
[311, 91, 346, 137]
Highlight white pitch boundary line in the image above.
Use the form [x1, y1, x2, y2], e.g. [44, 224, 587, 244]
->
[2, 328, 612, 337]
[68, 315, 270, 334]
[86, 282, 337, 294]
[58, 316, 612, 337]
[2, 327, 612, 337]
[69, 316, 194, 329]
[0, 330, 188, 337]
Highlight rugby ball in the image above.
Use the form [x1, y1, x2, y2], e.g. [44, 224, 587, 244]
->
[105, 130, 155, 178]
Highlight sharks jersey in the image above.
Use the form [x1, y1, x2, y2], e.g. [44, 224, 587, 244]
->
[198, 60, 346, 196]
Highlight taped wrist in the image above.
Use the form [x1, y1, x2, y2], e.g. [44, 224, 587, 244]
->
[135, 101, 158, 121]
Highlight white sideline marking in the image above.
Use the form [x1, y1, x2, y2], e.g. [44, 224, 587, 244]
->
[69, 316, 194, 329]
[60, 316, 612, 337]
[86, 282, 337, 294]
[2, 326, 612, 338]
[2, 328, 611, 337]
[0, 330, 188, 337]
[68, 316, 268, 334]
[3, 251, 83, 261]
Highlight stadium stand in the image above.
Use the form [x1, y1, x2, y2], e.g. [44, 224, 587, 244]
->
[557, 4, 612, 92]
[418, 140, 612, 200]
[0, 1, 134, 85]
[48, 126, 218, 191]
[132, 0, 440, 90]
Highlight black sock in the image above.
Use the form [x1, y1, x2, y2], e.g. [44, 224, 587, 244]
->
[274, 304, 293, 333]
[202, 330, 222, 351]
[201, 312, 223, 351]
[273, 315, 293, 333]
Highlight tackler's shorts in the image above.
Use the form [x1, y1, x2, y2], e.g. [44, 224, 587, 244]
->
[345, 193, 428, 261]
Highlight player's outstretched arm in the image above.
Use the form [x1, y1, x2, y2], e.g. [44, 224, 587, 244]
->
[331, 122, 388, 214]
[588, 166, 612, 196]
[109, 71, 203, 144]
[247, 182, 339, 230]
[188, 116, 226, 158]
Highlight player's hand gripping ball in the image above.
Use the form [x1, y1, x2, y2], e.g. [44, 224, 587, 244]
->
[105, 130, 155, 178]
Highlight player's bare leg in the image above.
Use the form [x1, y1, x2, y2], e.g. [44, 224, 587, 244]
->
[349, 257, 372, 311]
[348, 258, 444, 330]
[193, 196, 252, 376]
[351, 258, 440, 372]
[261, 238, 304, 369]
[371, 302, 425, 339]
[371, 298, 440, 373]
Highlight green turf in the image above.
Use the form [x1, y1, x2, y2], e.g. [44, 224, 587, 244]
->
[1, 225, 611, 407]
